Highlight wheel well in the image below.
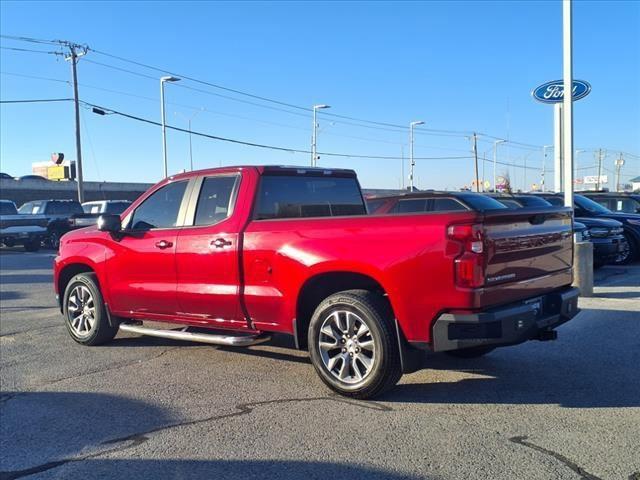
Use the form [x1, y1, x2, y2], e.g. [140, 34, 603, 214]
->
[295, 272, 387, 350]
[57, 264, 95, 310]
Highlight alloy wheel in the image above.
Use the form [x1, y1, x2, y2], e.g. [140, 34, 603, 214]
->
[67, 285, 96, 338]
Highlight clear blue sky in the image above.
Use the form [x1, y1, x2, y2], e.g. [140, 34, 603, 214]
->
[1, 0, 639, 190]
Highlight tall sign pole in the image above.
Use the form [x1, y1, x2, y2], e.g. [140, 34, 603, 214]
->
[554, 104, 563, 192]
[472, 133, 480, 192]
[562, 0, 574, 208]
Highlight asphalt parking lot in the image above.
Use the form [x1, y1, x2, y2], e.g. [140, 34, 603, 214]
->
[1, 249, 639, 480]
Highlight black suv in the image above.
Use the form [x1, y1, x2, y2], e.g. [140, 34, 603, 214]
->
[582, 191, 640, 215]
[489, 194, 623, 268]
[537, 193, 639, 264]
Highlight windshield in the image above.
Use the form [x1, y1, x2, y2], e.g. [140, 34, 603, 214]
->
[18, 201, 44, 214]
[575, 195, 612, 214]
[0, 202, 18, 215]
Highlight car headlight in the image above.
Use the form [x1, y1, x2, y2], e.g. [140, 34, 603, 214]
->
[580, 230, 591, 241]
[610, 227, 624, 235]
[588, 227, 609, 237]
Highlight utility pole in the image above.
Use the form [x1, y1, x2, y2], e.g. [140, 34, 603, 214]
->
[493, 140, 506, 192]
[472, 133, 480, 192]
[615, 153, 625, 192]
[596, 148, 604, 190]
[64, 43, 88, 203]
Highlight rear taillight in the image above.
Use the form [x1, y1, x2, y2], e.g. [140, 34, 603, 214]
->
[447, 223, 485, 288]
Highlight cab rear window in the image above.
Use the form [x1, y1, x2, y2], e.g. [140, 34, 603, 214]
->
[255, 175, 366, 220]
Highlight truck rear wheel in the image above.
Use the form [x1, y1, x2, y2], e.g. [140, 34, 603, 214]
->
[24, 239, 41, 252]
[308, 289, 402, 399]
[63, 273, 118, 346]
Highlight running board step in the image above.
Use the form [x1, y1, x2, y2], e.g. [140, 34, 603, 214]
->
[118, 322, 270, 347]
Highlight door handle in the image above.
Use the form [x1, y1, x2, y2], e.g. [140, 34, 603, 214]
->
[211, 238, 232, 248]
[155, 240, 173, 249]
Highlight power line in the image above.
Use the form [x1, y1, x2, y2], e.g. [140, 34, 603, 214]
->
[0, 45, 63, 55]
[0, 98, 73, 103]
[84, 100, 478, 161]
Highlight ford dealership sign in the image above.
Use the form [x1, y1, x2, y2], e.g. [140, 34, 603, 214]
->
[532, 80, 591, 104]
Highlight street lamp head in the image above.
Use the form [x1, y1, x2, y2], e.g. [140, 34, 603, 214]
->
[410, 121, 425, 127]
[313, 104, 331, 110]
[161, 76, 181, 83]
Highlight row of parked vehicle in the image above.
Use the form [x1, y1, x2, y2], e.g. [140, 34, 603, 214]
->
[0, 199, 131, 251]
[366, 191, 640, 267]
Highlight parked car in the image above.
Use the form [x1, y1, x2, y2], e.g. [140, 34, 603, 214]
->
[581, 191, 640, 214]
[486, 194, 624, 268]
[18, 175, 49, 181]
[54, 166, 579, 399]
[18, 199, 85, 249]
[536, 193, 639, 264]
[0, 199, 47, 251]
[0, 173, 14, 180]
[72, 200, 133, 228]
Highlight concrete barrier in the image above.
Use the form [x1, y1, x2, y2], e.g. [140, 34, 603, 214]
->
[573, 241, 594, 297]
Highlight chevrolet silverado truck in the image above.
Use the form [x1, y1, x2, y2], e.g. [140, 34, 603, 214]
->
[54, 166, 579, 398]
[0, 199, 47, 251]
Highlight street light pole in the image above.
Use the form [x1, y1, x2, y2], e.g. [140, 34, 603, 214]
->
[175, 109, 203, 171]
[493, 139, 506, 192]
[160, 76, 180, 178]
[542, 145, 553, 192]
[409, 121, 424, 192]
[311, 104, 330, 167]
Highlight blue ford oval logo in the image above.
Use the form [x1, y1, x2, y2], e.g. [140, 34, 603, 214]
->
[532, 80, 591, 104]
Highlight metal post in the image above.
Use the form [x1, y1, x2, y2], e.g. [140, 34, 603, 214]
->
[311, 107, 317, 167]
[409, 121, 424, 192]
[596, 149, 604, 190]
[615, 153, 625, 192]
[493, 140, 505, 192]
[69, 46, 84, 203]
[161, 80, 168, 178]
[401, 146, 405, 190]
[472, 133, 480, 192]
[554, 104, 563, 192]
[160, 76, 180, 178]
[562, 0, 574, 208]
[311, 104, 330, 167]
[542, 145, 552, 192]
[188, 119, 193, 171]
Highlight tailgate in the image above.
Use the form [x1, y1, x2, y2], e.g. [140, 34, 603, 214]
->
[482, 207, 573, 287]
[0, 215, 48, 230]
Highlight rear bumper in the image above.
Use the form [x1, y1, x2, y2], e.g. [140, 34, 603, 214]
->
[430, 287, 580, 352]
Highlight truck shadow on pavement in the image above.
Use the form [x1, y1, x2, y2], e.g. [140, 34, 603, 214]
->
[1, 459, 428, 480]
[383, 308, 640, 409]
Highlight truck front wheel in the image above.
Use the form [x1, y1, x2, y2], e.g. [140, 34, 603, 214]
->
[63, 273, 118, 346]
[308, 289, 402, 399]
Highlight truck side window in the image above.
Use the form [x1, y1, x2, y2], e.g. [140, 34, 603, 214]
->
[129, 181, 187, 230]
[194, 175, 238, 226]
[255, 175, 365, 219]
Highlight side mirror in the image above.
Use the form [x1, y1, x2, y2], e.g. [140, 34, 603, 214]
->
[97, 214, 121, 233]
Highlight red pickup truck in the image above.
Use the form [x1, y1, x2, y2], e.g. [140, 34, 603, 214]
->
[54, 166, 579, 398]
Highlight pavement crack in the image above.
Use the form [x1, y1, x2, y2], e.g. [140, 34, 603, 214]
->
[509, 435, 603, 480]
[0, 395, 391, 479]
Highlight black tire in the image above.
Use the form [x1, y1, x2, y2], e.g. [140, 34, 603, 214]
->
[63, 273, 118, 346]
[23, 239, 40, 252]
[613, 234, 637, 265]
[445, 346, 495, 358]
[308, 289, 402, 399]
[48, 231, 61, 250]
